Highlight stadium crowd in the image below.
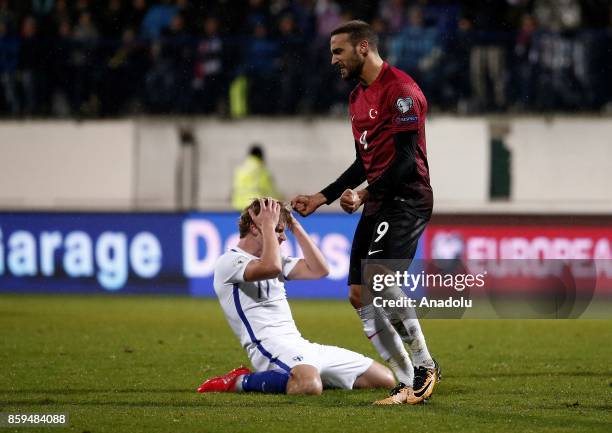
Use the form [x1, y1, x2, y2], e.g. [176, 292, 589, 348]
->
[0, 0, 611, 117]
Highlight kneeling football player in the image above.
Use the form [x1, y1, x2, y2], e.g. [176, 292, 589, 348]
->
[197, 198, 397, 396]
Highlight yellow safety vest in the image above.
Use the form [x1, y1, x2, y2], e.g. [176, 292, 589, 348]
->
[231, 156, 281, 210]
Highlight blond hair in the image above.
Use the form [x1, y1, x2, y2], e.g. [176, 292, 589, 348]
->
[238, 198, 292, 238]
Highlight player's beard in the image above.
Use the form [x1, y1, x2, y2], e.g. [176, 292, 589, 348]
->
[339, 51, 364, 81]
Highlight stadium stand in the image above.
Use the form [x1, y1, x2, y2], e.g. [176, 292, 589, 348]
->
[0, 0, 611, 118]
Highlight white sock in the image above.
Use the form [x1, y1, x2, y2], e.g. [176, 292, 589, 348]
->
[357, 304, 414, 386]
[387, 354, 414, 387]
[399, 317, 434, 369]
[234, 374, 246, 392]
[376, 285, 435, 369]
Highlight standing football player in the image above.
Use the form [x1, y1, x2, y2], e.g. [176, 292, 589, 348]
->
[197, 198, 395, 396]
[291, 20, 440, 405]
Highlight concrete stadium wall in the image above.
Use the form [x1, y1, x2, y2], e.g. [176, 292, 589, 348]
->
[507, 118, 612, 208]
[194, 118, 356, 209]
[133, 122, 180, 210]
[426, 117, 489, 208]
[0, 117, 610, 213]
[0, 121, 134, 209]
[137, 117, 490, 211]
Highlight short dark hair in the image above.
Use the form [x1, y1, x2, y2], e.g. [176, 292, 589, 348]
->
[330, 20, 378, 50]
[249, 144, 264, 160]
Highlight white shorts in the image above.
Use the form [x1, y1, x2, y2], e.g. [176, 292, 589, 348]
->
[246, 336, 373, 390]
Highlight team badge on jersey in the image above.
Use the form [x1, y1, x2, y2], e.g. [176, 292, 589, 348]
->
[396, 97, 413, 114]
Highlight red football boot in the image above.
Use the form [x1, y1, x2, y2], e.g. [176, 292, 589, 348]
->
[197, 366, 252, 393]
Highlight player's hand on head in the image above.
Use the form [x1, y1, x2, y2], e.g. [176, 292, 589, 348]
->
[269, 198, 281, 225]
[286, 208, 299, 232]
[249, 198, 280, 229]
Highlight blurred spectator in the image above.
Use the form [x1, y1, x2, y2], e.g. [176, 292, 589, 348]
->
[533, 0, 582, 32]
[378, 0, 405, 33]
[141, 0, 177, 39]
[537, 0, 599, 110]
[529, 27, 588, 110]
[244, 21, 280, 114]
[18, 15, 47, 115]
[74, 0, 93, 17]
[49, 18, 73, 116]
[126, 0, 148, 32]
[0, 0, 17, 30]
[99, 0, 126, 39]
[0, 0, 610, 117]
[505, 0, 532, 29]
[144, 38, 172, 112]
[176, 0, 197, 34]
[51, 0, 71, 31]
[70, 11, 99, 114]
[232, 144, 282, 210]
[32, 0, 55, 16]
[278, 13, 305, 114]
[369, 17, 389, 58]
[389, 6, 442, 102]
[439, 16, 474, 112]
[246, 0, 270, 31]
[510, 14, 538, 110]
[165, 13, 194, 112]
[0, 20, 19, 114]
[465, 0, 511, 111]
[31, 0, 56, 38]
[315, 0, 342, 38]
[300, 28, 343, 113]
[144, 12, 192, 113]
[291, 0, 316, 39]
[192, 15, 227, 114]
[605, 5, 612, 109]
[422, 0, 461, 36]
[99, 27, 148, 116]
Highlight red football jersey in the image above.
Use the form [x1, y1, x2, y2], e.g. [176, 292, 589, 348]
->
[349, 62, 433, 216]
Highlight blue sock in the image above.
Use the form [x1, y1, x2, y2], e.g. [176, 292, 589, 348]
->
[240, 369, 289, 394]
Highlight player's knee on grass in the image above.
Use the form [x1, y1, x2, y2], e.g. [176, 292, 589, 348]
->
[286, 364, 323, 395]
[353, 361, 396, 389]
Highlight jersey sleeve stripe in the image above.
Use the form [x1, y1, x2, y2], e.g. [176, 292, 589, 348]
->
[232, 284, 292, 373]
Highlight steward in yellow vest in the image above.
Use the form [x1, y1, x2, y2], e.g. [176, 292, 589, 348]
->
[232, 145, 281, 210]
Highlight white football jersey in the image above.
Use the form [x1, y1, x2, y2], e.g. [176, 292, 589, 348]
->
[213, 247, 302, 351]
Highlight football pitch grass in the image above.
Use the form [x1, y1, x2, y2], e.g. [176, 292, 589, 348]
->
[1, 294, 610, 433]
